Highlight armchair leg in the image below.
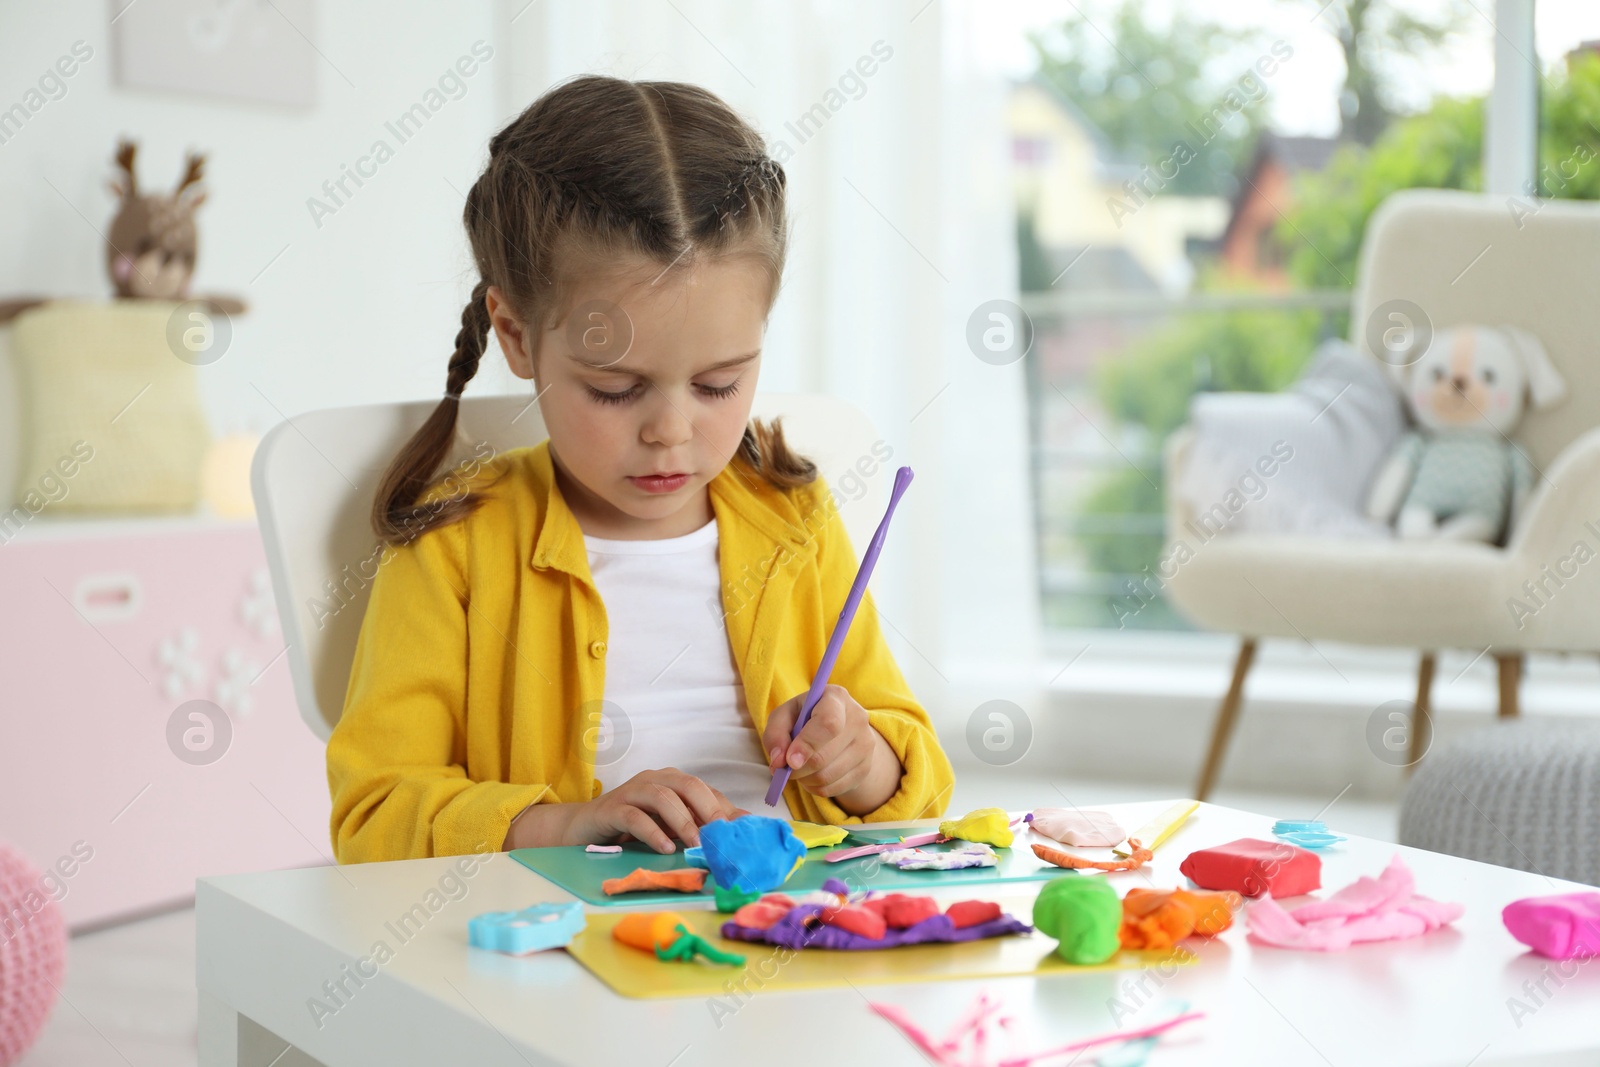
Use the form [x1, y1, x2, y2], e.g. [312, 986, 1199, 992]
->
[1409, 652, 1436, 773]
[1496, 653, 1523, 718]
[1196, 638, 1257, 802]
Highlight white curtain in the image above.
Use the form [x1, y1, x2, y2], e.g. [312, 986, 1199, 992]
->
[500, 0, 1040, 719]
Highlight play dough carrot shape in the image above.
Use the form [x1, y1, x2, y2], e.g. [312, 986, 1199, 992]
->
[1033, 840, 1153, 873]
[614, 912, 685, 951]
[613, 911, 745, 967]
[600, 867, 708, 896]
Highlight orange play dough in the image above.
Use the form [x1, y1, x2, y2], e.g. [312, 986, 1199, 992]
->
[601, 867, 708, 896]
[613, 912, 691, 953]
[1119, 887, 1241, 949]
[1032, 840, 1153, 873]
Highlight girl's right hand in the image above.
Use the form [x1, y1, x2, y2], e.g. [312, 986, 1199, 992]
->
[565, 768, 748, 853]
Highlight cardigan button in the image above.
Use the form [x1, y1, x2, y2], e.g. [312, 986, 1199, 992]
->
[589, 640, 607, 658]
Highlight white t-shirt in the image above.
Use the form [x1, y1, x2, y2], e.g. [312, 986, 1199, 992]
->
[584, 519, 772, 813]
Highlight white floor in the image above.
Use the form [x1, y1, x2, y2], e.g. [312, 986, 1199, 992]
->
[15, 777, 1396, 1067]
[19, 904, 201, 1067]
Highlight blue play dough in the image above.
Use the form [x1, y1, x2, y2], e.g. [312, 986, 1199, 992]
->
[467, 901, 586, 955]
[1270, 819, 1346, 850]
[699, 816, 806, 893]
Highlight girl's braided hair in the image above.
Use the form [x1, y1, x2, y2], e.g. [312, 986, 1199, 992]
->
[372, 75, 813, 543]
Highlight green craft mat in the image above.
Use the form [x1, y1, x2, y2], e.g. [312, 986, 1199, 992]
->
[510, 829, 1077, 907]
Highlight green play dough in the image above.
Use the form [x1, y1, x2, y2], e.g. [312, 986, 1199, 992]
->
[1033, 876, 1122, 964]
[714, 885, 761, 913]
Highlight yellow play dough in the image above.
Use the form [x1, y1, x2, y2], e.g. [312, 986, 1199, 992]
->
[788, 821, 849, 849]
[938, 807, 1014, 848]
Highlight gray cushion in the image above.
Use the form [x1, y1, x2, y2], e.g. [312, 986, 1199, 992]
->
[1399, 719, 1600, 887]
[1175, 338, 1407, 538]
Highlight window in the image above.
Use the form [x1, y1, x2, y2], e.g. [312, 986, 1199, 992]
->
[994, 1, 1562, 634]
[1535, 7, 1600, 201]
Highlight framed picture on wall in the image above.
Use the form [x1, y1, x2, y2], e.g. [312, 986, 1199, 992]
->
[111, 0, 319, 108]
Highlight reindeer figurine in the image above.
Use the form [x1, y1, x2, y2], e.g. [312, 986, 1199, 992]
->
[0, 139, 245, 322]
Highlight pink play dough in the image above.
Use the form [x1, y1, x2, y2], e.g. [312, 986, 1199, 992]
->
[1502, 892, 1600, 960]
[0, 843, 67, 1065]
[1246, 854, 1463, 951]
[1029, 808, 1125, 847]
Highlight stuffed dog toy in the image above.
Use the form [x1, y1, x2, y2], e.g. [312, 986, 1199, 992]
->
[1366, 325, 1566, 544]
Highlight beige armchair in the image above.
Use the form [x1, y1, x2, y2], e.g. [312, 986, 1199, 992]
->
[1165, 190, 1600, 800]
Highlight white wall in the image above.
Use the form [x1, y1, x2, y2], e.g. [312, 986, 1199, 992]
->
[0, 0, 512, 440]
[1, 1, 1042, 729]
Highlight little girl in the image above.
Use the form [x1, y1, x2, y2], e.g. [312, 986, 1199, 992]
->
[327, 75, 954, 864]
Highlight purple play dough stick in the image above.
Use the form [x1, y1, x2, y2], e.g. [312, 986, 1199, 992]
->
[765, 467, 914, 807]
[721, 904, 1032, 951]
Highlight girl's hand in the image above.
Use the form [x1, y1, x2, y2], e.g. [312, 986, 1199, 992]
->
[763, 684, 897, 809]
[565, 769, 748, 853]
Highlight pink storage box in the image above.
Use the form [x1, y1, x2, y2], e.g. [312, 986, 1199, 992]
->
[0, 516, 331, 928]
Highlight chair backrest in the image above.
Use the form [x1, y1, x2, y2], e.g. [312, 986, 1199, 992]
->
[251, 392, 888, 740]
[1353, 189, 1600, 469]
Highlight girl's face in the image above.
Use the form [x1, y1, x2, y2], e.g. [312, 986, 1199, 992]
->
[488, 254, 770, 540]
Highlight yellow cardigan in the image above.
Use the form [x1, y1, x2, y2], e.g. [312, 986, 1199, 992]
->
[327, 441, 955, 863]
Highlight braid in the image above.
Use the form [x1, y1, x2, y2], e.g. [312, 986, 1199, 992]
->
[370, 280, 493, 542]
[737, 416, 817, 488]
[712, 156, 782, 232]
[445, 279, 492, 399]
[523, 155, 680, 252]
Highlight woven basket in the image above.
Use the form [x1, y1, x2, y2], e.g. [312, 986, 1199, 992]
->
[1400, 718, 1600, 887]
[0, 842, 67, 1066]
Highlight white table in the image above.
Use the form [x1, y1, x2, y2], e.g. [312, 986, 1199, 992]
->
[195, 801, 1600, 1066]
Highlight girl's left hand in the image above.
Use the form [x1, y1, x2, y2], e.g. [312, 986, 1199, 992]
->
[762, 684, 887, 799]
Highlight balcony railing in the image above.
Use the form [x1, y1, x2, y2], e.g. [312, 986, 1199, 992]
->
[1017, 287, 1354, 631]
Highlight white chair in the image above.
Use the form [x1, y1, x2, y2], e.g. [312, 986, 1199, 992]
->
[1165, 190, 1600, 799]
[251, 392, 889, 740]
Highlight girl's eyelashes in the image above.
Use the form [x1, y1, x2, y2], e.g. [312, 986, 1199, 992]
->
[586, 383, 642, 405]
[584, 379, 743, 404]
[695, 379, 742, 399]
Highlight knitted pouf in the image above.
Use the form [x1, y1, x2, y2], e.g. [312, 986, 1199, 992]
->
[1400, 718, 1600, 887]
[0, 843, 66, 1066]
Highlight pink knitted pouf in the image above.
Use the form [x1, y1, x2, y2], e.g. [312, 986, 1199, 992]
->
[0, 843, 66, 1066]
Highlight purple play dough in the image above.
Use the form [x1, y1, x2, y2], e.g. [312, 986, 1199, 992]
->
[721, 903, 1032, 951]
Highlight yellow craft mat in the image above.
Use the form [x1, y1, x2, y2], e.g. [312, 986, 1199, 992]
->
[564, 897, 1188, 999]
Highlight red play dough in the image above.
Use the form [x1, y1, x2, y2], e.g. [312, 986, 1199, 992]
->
[1179, 838, 1321, 898]
[824, 905, 888, 940]
[732, 901, 792, 930]
[946, 900, 1002, 929]
[864, 893, 942, 929]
